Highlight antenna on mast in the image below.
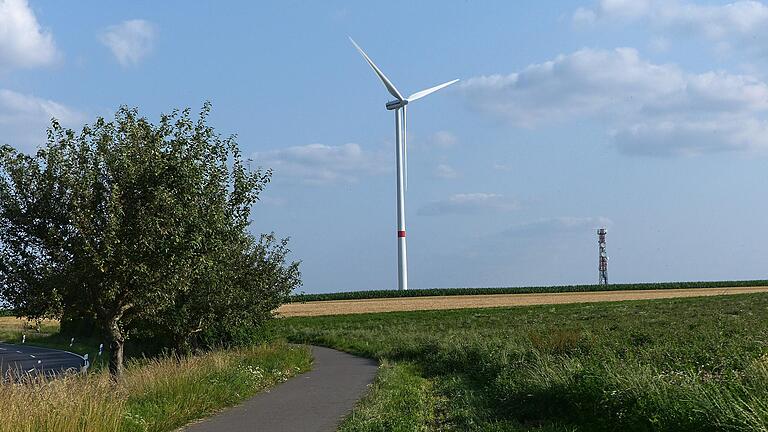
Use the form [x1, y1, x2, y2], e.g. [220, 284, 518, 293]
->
[598, 228, 608, 286]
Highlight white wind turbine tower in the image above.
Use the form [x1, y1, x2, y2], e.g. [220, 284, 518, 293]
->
[350, 38, 459, 291]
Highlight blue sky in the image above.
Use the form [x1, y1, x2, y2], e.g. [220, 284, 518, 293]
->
[2, 0, 768, 293]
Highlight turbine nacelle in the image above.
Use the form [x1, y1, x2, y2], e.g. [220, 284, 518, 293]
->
[386, 99, 408, 110]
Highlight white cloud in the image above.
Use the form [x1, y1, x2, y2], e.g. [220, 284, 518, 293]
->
[649, 36, 670, 52]
[100, 19, 157, 66]
[613, 118, 768, 156]
[572, 7, 597, 26]
[419, 193, 518, 216]
[0, 89, 85, 149]
[0, 0, 58, 71]
[409, 130, 459, 151]
[575, 0, 768, 52]
[596, 0, 651, 19]
[463, 48, 684, 126]
[500, 217, 613, 238]
[430, 130, 459, 148]
[254, 143, 388, 184]
[434, 163, 459, 179]
[462, 47, 768, 156]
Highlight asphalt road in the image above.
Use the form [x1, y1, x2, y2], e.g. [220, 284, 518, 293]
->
[183, 345, 379, 432]
[0, 342, 86, 378]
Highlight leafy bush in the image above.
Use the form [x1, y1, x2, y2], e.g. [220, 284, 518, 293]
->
[0, 104, 300, 375]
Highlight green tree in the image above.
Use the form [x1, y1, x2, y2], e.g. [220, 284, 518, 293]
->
[0, 104, 300, 376]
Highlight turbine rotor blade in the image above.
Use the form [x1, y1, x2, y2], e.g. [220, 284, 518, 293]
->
[349, 37, 404, 101]
[407, 79, 460, 102]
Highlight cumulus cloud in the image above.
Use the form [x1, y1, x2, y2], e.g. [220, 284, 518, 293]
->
[575, 0, 768, 50]
[0, 0, 58, 71]
[0, 89, 85, 149]
[254, 143, 388, 184]
[418, 193, 518, 216]
[462, 47, 768, 156]
[100, 19, 157, 66]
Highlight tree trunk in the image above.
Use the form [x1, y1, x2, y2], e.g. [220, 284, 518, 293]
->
[107, 320, 125, 377]
[109, 338, 124, 377]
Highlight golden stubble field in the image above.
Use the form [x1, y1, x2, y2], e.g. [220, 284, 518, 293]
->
[278, 286, 768, 317]
[0, 316, 59, 340]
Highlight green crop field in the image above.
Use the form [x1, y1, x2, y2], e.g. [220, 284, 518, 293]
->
[289, 279, 768, 302]
[281, 292, 768, 431]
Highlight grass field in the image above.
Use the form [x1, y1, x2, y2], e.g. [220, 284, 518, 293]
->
[282, 292, 768, 431]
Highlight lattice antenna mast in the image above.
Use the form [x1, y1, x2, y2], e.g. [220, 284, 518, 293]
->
[598, 228, 608, 285]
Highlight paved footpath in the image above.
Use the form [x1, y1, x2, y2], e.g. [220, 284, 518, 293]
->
[182, 345, 378, 432]
[0, 342, 86, 377]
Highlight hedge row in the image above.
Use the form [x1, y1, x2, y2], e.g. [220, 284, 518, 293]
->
[289, 279, 768, 302]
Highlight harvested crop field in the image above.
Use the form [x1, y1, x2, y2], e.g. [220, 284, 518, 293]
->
[278, 286, 768, 316]
[0, 317, 59, 341]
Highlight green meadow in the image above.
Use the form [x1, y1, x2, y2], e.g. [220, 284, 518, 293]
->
[282, 292, 768, 431]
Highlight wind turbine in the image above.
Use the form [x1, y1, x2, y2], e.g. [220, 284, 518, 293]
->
[350, 37, 459, 291]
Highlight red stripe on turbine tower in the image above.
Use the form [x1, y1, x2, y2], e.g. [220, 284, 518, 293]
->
[398, 230, 406, 238]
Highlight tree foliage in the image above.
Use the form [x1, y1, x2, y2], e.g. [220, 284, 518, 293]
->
[0, 104, 300, 375]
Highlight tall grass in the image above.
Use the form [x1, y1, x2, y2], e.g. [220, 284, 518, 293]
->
[0, 372, 125, 432]
[338, 361, 438, 432]
[283, 293, 768, 431]
[0, 342, 311, 432]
